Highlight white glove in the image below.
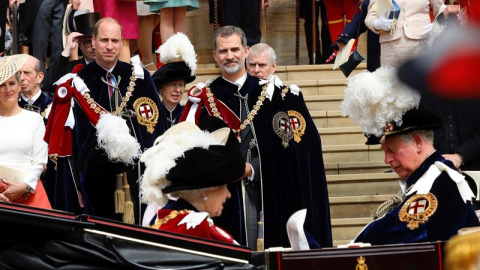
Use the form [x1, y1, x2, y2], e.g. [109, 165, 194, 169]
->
[373, 10, 394, 31]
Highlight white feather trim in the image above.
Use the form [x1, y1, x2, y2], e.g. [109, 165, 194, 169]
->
[140, 126, 224, 206]
[156, 32, 197, 75]
[340, 67, 420, 137]
[96, 114, 141, 165]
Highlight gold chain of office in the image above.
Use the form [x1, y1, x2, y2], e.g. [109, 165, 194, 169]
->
[149, 209, 192, 229]
[205, 83, 268, 134]
[82, 67, 137, 116]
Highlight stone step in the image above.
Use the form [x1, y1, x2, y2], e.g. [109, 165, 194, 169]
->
[282, 64, 366, 81]
[311, 110, 356, 128]
[282, 79, 347, 96]
[329, 194, 395, 219]
[332, 217, 373, 243]
[322, 144, 384, 163]
[325, 161, 391, 175]
[304, 95, 344, 111]
[327, 173, 400, 197]
[318, 127, 365, 146]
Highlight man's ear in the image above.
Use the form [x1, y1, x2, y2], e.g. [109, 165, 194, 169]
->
[37, 71, 45, 84]
[92, 35, 96, 49]
[272, 61, 277, 73]
[244, 46, 250, 57]
[412, 133, 423, 151]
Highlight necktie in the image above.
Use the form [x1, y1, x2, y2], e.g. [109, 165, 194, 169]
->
[107, 73, 115, 99]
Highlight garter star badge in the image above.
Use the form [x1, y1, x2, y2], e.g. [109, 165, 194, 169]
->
[288, 110, 306, 143]
[133, 97, 159, 134]
[399, 193, 438, 230]
[273, 111, 293, 148]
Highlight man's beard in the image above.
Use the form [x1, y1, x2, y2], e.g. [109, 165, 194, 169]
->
[221, 59, 244, 74]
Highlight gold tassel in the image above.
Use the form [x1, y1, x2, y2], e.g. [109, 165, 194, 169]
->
[122, 173, 135, 224]
[114, 174, 125, 214]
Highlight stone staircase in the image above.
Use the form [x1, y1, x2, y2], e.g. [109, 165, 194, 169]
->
[188, 63, 401, 247]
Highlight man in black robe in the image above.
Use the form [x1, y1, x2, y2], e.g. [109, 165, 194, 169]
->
[180, 26, 331, 250]
[50, 18, 164, 222]
[246, 43, 332, 248]
[354, 109, 479, 245]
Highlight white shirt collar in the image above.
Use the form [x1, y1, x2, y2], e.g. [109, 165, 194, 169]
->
[20, 90, 42, 104]
[222, 72, 247, 90]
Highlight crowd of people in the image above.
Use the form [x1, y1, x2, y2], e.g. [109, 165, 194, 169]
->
[0, 0, 479, 254]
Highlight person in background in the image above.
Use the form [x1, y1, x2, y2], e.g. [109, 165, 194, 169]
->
[354, 109, 479, 245]
[0, 54, 51, 209]
[140, 121, 245, 244]
[365, 0, 443, 67]
[208, 0, 262, 46]
[144, 0, 198, 47]
[44, 11, 100, 94]
[151, 33, 196, 131]
[330, 0, 380, 72]
[18, 55, 52, 118]
[134, 1, 161, 73]
[300, 0, 333, 64]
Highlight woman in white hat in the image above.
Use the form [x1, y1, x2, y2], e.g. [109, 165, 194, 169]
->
[0, 54, 51, 209]
[140, 121, 244, 244]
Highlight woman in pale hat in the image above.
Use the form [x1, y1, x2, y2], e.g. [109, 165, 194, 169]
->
[140, 121, 245, 244]
[151, 33, 196, 131]
[0, 54, 51, 209]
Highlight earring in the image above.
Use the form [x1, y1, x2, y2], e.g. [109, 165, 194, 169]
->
[203, 196, 208, 201]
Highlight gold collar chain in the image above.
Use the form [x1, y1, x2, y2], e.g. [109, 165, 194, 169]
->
[206, 83, 268, 133]
[149, 209, 192, 229]
[83, 67, 137, 116]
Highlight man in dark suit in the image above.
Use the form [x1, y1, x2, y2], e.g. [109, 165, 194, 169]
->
[44, 12, 100, 94]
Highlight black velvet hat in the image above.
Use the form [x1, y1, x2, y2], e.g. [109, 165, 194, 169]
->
[163, 144, 245, 193]
[140, 121, 245, 205]
[151, 61, 196, 88]
[74, 12, 101, 36]
[381, 109, 442, 141]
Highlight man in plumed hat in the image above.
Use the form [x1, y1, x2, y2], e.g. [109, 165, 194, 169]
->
[354, 109, 479, 245]
[44, 11, 101, 94]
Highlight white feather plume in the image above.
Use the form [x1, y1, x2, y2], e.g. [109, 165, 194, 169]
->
[340, 67, 420, 137]
[156, 32, 197, 75]
[140, 124, 223, 207]
[96, 114, 142, 164]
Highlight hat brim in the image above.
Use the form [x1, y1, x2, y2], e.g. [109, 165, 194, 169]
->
[162, 145, 245, 193]
[152, 62, 196, 88]
[62, 4, 74, 49]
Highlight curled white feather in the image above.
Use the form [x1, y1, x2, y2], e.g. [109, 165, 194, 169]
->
[156, 32, 197, 76]
[340, 67, 420, 137]
[96, 114, 142, 165]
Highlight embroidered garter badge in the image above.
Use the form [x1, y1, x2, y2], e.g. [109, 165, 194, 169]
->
[356, 256, 368, 270]
[399, 193, 438, 230]
[288, 110, 306, 143]
[273, 111, 293, 148]
[133, 97, 159, 134]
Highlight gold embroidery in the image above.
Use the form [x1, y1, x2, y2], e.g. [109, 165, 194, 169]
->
[399, 193, 438, 230]
[288, 110, 306, 143]
[356, 256, 368, 270]
[273, 111, 293, 148]
[149, 209, 192, 229]
[133, 97, 159, 134]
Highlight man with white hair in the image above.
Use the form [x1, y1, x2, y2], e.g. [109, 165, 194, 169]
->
[354, 109, 479, 245]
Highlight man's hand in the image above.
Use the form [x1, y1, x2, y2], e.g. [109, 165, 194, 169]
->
[443, 153, 464, 170]
[243, 163, 253, 179]
[373, 10, 394, 31]
[9, 0, 20, 9]
[2, 179, 29, 202]
[69, 0, 81, 10]
[62, 32, 83, 57]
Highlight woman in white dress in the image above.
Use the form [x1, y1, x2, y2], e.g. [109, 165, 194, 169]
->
[0, 54, 51, 209]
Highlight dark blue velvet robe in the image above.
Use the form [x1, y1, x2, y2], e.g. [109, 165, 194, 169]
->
[198, 75, 332, 248]
[355, 151, 480, 245]
[73, 61, 164, 221]
[18, 92, 52, 123]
